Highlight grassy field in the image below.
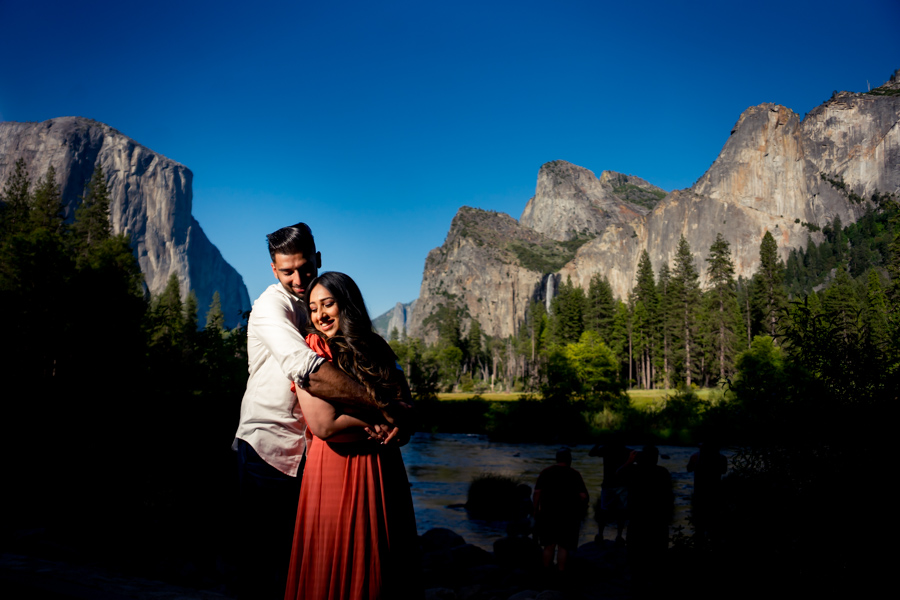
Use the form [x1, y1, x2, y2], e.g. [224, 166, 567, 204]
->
[436, 392, 526, 402]
[628, 388, 715, 406]
[436, 388, 716, 409]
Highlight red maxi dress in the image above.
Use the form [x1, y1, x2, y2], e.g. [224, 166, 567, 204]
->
[284, 335, 420, 600]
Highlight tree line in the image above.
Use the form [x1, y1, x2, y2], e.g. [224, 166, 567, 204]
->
[390, 196, 899, 402]
[1, 158, 247, 583]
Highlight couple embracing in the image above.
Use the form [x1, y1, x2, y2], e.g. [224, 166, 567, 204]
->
[233, 223, 421, 600]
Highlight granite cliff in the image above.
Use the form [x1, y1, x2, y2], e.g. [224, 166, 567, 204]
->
[519, 161, 656, 242]
[0, 117, 251, 326]
[373, 299, 417, 339]
[408, 70, 900, 341]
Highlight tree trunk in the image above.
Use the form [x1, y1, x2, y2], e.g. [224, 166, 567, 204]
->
[684, 311, 692, 388]
[628, 332, 633, 389]
[745, 295, 752, 348]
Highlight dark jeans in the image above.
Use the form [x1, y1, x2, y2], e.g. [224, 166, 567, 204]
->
[236, 439, 304, 600]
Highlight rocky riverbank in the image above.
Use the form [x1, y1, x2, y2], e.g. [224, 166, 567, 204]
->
[1, 526, 632, 599]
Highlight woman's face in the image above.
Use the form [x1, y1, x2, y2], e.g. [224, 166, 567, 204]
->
[308, 284, 340, 337]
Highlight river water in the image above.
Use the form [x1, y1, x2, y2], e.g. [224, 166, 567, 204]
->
[399, 432, 710, 551]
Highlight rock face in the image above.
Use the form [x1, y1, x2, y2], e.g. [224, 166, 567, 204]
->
[409, 208, 565, 344]
[519, 161, 652, 241]
[0, 117, 251, 326]
[563, 80, 900, 297]
[373, 300, 416, 339]
[409, 70, 900, 341]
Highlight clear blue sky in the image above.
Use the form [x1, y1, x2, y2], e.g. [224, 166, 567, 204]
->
[2, 0, 898, 317]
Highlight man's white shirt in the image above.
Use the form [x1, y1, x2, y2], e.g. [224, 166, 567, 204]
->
[232, 283, 325, 476]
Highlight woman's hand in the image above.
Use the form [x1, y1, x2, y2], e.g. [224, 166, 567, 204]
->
[363, 423, 392, 443]
[376, 402, 413, 445]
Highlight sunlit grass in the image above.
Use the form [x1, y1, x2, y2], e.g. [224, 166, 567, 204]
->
[436, 388, 716, 409]
[436, 392, 526, 402]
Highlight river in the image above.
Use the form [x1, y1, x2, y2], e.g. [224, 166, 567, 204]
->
[399, 432, 711, 551]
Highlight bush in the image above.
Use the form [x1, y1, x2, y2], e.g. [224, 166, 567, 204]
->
[467, 474, 521, 520]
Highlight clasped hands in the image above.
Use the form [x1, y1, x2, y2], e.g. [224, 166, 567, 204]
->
[363, 402, 413, 445]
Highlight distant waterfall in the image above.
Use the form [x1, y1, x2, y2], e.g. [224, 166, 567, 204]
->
[543, 273, 558, 313]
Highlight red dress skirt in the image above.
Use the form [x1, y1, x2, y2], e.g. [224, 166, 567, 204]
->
[284, 337, 420, 600]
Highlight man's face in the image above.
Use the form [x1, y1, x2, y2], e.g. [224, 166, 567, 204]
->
[271, 252, 318, 297]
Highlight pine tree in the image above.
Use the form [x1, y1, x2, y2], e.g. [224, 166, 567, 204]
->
[632, 298, 651, 388]
[29, 166, 66, 233]
[830, 215, 847, 264]
[806, 289, 822, 315]
[633, 250, 658, 388]
[0, 158, 32, 239]
[657, 264, 673, 389]
[751, 231, 788, 339]
[548, 277, 585, 346]
[431, 303, 462, 349]
[669, 235, 701, 386]
[150, 272, 186, 348]
[583, 273, 615, 341]
[465, 319, 485, 379]
[623, 293, 636, 387]
[886, 202, 900, 306]
[705, 233, 742, 383]
[610, 299, 631, 384]
[522, 299, 547, 363]
[71, 164, 112, 267]
[184, 291, 199, 332]
[822, 265, 860, 341]
[205, 291, 224, 332]
[862, 269, 889, 348]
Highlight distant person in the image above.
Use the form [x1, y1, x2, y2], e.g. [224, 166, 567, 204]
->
[533, 448, 589, 573]
[617, 444, 673, 591]
[589, 435, 632, 545]
[232, 223, 401, 600]
[687, 442, 728, 540]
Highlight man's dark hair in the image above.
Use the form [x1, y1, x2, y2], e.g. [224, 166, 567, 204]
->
[267, 222, 316, 262]
[556, 447, 572, 465]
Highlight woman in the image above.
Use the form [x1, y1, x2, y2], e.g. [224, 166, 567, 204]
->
[284, 272, 420, 600]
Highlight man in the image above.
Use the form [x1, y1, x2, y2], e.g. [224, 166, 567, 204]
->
[533, 447, 589, 574]
[617, 445, 673, 594]
[687, 442, 728, 541]
[589, 434, 632, 545]
[232, 222, 390, 599]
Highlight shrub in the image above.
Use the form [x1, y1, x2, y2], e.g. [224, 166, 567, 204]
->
[467, 473, 521, 520]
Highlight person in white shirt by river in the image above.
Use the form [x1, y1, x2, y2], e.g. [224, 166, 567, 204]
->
[231, 222, 403, 600]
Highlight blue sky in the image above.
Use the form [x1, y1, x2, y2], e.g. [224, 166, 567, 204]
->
[1, 0, 898, 317]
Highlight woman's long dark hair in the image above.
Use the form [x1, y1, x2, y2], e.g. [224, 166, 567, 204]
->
[303, 271, 398, 408]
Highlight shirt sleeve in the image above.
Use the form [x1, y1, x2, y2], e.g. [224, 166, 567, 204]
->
[251, 290, 325, 385]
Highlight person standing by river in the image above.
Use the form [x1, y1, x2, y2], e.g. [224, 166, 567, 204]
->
[687, 442, 728, 541]
[617, 445, 673, 595]
[533, 447, 589, 575]
[589, 435, 632, 545]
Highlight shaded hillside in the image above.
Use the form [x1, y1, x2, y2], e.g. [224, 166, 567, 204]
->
[0, 117, 251, 326]
[408, 207, 592, 343]
[601, 170, 667, 210]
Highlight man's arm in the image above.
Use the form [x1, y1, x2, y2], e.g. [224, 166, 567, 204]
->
[251, 291, 375, 411]
[307, 361, 376, 411]
[297, 387, 372, 441]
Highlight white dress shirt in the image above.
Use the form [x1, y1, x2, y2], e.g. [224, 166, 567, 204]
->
[232, 283, 325, 476]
